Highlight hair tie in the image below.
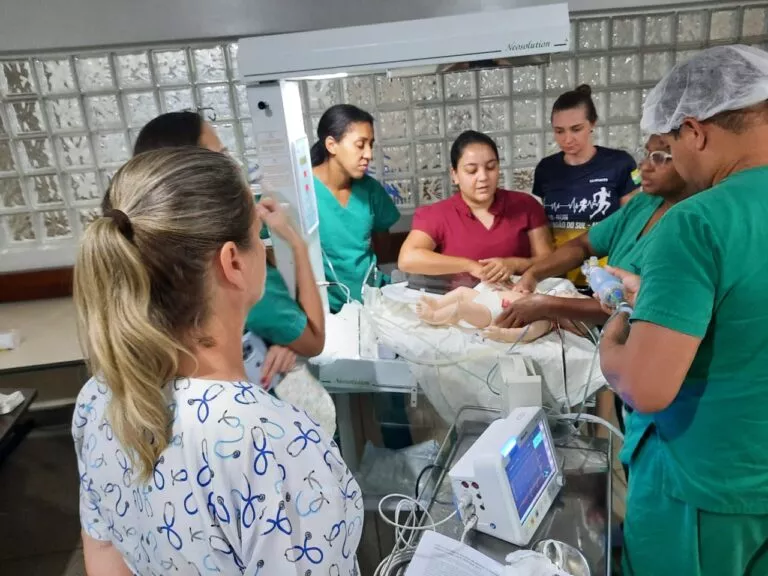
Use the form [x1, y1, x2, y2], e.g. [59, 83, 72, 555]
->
[105, 209, 134, 242]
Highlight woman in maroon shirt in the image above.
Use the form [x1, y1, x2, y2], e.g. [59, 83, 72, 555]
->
[398, 131, 553, 283]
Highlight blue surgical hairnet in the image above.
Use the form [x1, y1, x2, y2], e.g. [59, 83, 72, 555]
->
[641, 45, 768, 134]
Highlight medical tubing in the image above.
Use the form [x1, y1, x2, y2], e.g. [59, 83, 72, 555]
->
[553, 412, 624, 442]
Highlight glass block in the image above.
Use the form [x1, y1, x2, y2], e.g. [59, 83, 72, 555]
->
[612, 17, 641, 48]
[9, 100, 45, 134]
[78, 207, 101, 230]
[610, 55, 640, 85]
[36, 59, 76, 94]
[511, 168, 535, 192]
[95, 133, 129, 165]
[578, 57, 607, 87]
[375, 77, 409, 105]
[199, 85, 233, 120]
[234, 85, 250, 118]
[306, 79, 340, 111]
[162, 88, 195, 113]
[213, 123, 238, 154]
[309, 114, 322, 142]
[0, 178, 25, 209]
[545, 132, 559, 155]
[512, 99, 542, 130]
[447, 104, 476, 134]
[378, 110, 409, 141]
[343, 76, 376, 109]
[153, 50, 190, 85]
[382, 179, 413, 208]
[65, 172, 99, 203]
[675, 50, 700, 65]
[124, 92, 158, 128]
[591, 92, 607, 121]
[545, 60, 574, 91]
[413, 107, 443, 137]
[677, 12, 706, 44]
[6, 214, 35, 242]
[495, 136, 509, 167]
[228, 43, 240, 80]
[608, 90, 639, 119]
[0, 141, 16, 173]
[193, 47, 228, 83]
[28, 175, 63, 206]
[99, 169, 118, 189]
[645, 15, 674, 45]
[42, 210, 72, 238]
[578, 20, 609, 51]
[512, 133, 542, 163]
[18, 139, 54, 171]
[608, 124, 640, 152]
[411, 75, 442, 102]
[241, 120, 256, 150]
[593, 126, 607, 147]
[512, 66, 542, 93]
[419, 176, 444, 205]
[444, 72, 475, 100]
[0, 61, 36, 96]
[480, 101, 508, 132]
[710, 10, 739, 41]
[643, 52, 673, 82]
[479, 69, 508, 97]
[0, 115, 4, 137]
[743, 8, 768, 38]
[47, 98, 85, 132]
[416, 142, 444, 172]
[85, 95, 122, 130]
[75, 56, 114, 92]
[115, 52, 152, 88]
[57, 136, 94, 168]
[382, 145, 412, 176]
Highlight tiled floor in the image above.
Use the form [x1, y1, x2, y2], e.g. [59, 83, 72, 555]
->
[0, 422, 84, 576]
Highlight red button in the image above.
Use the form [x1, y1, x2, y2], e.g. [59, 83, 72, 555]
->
[304, 170, 308, 177]
[461, 481, 469, 488]
[305, 184, 310, 191]
[472, 482, 479, 489]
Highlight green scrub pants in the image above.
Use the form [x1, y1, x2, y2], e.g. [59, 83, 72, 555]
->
[623, 434, 768, 576]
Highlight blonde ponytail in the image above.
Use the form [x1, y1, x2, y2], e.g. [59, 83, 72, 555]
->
[74, 148, 255, 481]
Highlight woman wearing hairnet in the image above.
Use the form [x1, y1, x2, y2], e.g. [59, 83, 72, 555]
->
[598, 45, 768, 576]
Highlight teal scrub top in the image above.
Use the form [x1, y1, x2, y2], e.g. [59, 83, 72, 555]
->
[633, 166, 768, 514]
[245, 265, 307, 346]
[315, 174, 400, 312]
[588, 192, 665, 466]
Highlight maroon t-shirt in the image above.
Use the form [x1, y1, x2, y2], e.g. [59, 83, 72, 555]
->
[412, 189, 548, 260]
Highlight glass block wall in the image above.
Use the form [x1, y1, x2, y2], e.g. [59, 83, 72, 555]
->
[2, 2, 768, 272]
[300, 4, 768, 211]
[0, 42, 254, 272]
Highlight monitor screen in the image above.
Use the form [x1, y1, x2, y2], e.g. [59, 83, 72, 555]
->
[504, 420, 555, 522]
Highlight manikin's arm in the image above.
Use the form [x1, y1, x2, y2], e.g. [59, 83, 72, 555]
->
[417, 287, 493, 328]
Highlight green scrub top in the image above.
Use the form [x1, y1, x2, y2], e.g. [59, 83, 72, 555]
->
[588, 192, 666, 466]
[314, 174, 400, 312]
[245, 265, 307, 346]
[632, 166, 768, 515]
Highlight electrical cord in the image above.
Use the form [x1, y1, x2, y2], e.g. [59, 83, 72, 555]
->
[414, 464, 452, 506]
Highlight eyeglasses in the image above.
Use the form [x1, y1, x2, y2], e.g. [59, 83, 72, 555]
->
[640, 150, 673, 167]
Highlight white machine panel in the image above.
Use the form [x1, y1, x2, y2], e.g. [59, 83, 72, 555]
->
[238, 4, 570, 82]
[449, 407, 562, 546]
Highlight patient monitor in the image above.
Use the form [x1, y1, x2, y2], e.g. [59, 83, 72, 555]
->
[449, 407, 563, 546]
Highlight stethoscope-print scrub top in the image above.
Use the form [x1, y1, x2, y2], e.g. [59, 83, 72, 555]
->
[73, 377, 362, 576]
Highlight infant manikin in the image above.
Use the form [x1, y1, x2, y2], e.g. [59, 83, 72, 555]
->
[416, 285, 553, 343]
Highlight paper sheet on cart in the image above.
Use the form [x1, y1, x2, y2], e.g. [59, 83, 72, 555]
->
[405, 531, 502, 576]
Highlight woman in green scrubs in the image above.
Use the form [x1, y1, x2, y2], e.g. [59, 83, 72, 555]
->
[311, 104, 401, 313]
[124, 112, 325, 385]
[495, 134, 691, 461]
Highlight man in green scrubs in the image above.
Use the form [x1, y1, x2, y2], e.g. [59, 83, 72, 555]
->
[599, 45, 768, 575]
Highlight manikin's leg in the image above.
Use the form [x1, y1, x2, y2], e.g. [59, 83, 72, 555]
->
[416, 287, 493, 328]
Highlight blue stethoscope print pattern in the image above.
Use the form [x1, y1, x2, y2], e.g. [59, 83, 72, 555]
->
[74, 377, 364, 575]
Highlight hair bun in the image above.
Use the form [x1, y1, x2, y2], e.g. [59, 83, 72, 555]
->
[575, 84, 592, 97]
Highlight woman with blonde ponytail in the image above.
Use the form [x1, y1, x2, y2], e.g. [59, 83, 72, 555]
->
[73, 147, 362, 576]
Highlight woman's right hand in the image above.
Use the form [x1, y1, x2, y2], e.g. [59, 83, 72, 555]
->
[256, 197, 302, 248]
[513, 272, 538, 294]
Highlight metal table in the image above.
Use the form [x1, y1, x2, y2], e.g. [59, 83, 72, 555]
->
[416, 407, 612, 576]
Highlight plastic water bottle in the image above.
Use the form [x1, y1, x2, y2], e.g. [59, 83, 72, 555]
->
[581, 257, 628, 310]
